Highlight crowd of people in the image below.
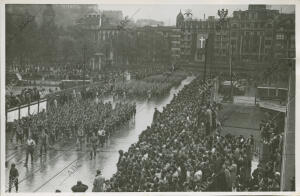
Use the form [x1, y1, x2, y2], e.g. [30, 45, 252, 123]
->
[6, 67, 287, 193]
[248, 117, 284, 191]
[8, 63, 173, 84]
[103, 76, 282, 192]
[9, 88, 136, 163]
[129, 64, 173, 80]
[112, 72, 187, 100]
[6, 64, 179, 110]
[6, 88, 41, 109]
[8, 65, 92, 81]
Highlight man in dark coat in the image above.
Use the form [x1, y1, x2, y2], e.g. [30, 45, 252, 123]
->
[40, 129, 48, 156]
[71, 181, 88, 192]
[9, 163, 19, 192]
[209, 164, 231, 191]
[90, 133, 98, 160]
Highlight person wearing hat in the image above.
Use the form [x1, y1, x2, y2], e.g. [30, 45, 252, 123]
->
[71, 181, 88, 192]
[8, 163, 19, 192]
[92, 170, 105, 192]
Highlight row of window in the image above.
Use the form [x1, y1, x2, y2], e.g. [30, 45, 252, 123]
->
[211, 46, 292, 54]
[180, 21, 275, 31]
[216, 32, 287, 41]
[180, 22, 216, 30]
[231, 22, 273, 29]
[181, 38, 291, 50]
[181, 30, 288, 41]
[233, 10, 278, 21]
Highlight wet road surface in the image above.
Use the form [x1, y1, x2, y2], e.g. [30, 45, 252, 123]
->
[5, 76, 195, 192]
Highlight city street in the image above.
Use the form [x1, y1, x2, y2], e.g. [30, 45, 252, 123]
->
[4, 3, 295, 193]
[5, 76, 195, 192]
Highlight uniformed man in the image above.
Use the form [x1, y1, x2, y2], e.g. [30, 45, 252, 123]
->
[24, 135, 36, 167]
[90, 133, 98, 160]
[98, 128, 105, 147]
[40, 129, 48, 156]
[77, 126, 84, 151]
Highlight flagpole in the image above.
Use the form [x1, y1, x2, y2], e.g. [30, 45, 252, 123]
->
[203, 36, 209, 83]
[240, 35, 242, 61]
[201, 35, 209, 105]
[259, 35, 262, 62]
[230, 44, 233, 99]
[228, 18, 233, 101]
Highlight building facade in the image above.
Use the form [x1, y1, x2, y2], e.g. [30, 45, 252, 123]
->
[101, 10, 123, 27]
[152, 26, 182, 64]
[176, 5, 295, 73]
[76, 11, 122, 69]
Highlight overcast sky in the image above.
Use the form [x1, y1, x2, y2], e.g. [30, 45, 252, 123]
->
[97, 4, 295, 26]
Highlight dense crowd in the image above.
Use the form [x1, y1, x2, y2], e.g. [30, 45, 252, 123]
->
[6, 64, 180, 110]
[7, 63, 173, 83]
[112, 72, 187, 100]
[8, 65, 91, 81]
[6, 88, 41, 109]
[6, 68, 286, 192]
[248, 118, 284, 191]
[103, 76, 282, 192]
[10, 90, 136, 153]
[130, 64, 172, 80]
[6, 67, 179, 111]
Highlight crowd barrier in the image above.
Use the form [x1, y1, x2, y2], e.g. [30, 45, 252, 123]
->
[6, 98, 47, 123]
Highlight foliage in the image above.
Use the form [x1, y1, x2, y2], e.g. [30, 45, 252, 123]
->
[6, 5, 99, 68]
[6, 5, 172, 70]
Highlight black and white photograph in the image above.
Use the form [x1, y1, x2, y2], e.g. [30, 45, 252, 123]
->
[2, 1, 296, 193]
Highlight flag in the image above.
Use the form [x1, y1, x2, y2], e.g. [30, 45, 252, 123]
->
[196, 34, 208, 62]
[197, 34, 208, 49]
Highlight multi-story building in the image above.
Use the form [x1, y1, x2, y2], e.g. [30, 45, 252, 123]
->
[76, 11, 121, 70]
[229, 5, 295, 68]
[101, 10, 123, 27]
[76, 11, 120, 41]
[133, 25, 180, 64]
[153, 26, 182, 64]
[176, 5, 295, 73]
